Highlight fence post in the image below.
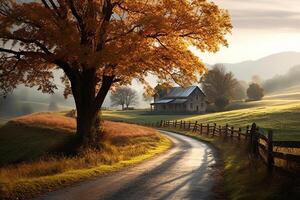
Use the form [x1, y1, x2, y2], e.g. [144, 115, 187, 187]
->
[160, 120, 163, 127]
[200, 123, 203, 134]
[245, 125, 250, 139]
[193, 121, 198, 132]
[267, 130, 274, 172]
[225, 124, 228, 137]
[231, 126, 234, 137]
[207, 123, 210, 135]
[219, 125, 222, 136]
[188, 121, 191, 130]
[174, 120, 177, 128]
[180, 120, 183, 129]
[250, 123, 259, 155]
[238, 128, 241, 140]
[212, 124, 216, 136]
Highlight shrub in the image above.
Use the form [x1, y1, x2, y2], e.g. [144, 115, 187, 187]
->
[247, 83, 264, 101]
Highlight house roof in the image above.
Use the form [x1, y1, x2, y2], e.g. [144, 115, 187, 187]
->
[171, 99, 188, 104]
[152, 99, 174, 104]
[165, 86, 205, 98]
[151, 98, 188, 105]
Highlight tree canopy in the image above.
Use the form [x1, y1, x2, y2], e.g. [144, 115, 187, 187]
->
[201, 65, 237, 104]
[0, 0, 232, 146]
[247, 83, 264, 101]
[110, 87, 137, 109]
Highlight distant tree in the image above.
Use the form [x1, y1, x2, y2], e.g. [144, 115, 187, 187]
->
[247, 83, 264, 101]
[232, 81, 247, 100]
[111, 87, 138, 110]
[201, 65, 238, 109]
[215, 96, 229, 110]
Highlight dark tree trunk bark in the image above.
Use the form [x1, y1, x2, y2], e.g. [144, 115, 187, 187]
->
[72, 71, 114, 147]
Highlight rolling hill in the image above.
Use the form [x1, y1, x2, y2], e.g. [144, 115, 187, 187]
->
[220, 51, 300, 80]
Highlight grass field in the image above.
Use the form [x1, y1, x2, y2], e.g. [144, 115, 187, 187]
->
[0, 113, 171, 199]
[103, 90, 300, 141]
[161, 127, 300, 200]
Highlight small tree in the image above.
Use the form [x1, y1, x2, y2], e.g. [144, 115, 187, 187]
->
[247, 83, 264, 101]
[110, 87, 137, 110]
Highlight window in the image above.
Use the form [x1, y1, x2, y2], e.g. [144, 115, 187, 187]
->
[190, 103, 193, 109]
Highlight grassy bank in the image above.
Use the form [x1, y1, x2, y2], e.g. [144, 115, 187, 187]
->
[0, 113, 171, 200]
[103, 99, 300, 141]
[161, 128, 300, 200]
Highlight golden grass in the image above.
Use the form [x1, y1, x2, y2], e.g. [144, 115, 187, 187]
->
[11, 112, 76, 131]
[0, 113, 172, 200]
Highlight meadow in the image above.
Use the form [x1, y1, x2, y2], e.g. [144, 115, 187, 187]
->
[0, 113, 171, 199]
[103, 90, 300, 141]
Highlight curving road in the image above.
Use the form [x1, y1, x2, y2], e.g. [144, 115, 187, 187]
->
[36, 130, 220, 200]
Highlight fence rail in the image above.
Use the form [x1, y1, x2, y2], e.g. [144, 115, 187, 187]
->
[140, 120, 300, 172]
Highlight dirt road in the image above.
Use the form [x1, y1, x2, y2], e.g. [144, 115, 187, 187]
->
[36, 130, 219, 200]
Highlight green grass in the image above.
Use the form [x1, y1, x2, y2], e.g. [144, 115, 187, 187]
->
[0, 124, 74, 166]
[161, 128, 300, 200]
[103, 99, 300, 141]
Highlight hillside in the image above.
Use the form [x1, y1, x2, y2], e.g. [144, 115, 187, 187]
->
[103, 89, 300, 141]
[0, 113, 170, 199]
[221, 51, 300, 80]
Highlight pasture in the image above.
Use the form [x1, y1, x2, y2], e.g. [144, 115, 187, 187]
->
[103, 90, 300, 141]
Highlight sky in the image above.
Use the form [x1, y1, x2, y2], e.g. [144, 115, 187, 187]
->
[193, 0, 300, 64]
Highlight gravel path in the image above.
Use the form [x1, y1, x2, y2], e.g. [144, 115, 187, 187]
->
[36, 130, 219, 200]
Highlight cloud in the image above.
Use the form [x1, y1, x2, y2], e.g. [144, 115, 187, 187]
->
[231, 9, 300, 30]
[213, 0, 300, 30]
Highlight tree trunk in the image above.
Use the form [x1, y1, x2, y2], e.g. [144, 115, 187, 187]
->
[72, 71, 114, 148]
[76, 102, 100, 147]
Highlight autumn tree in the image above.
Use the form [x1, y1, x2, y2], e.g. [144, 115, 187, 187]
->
[110, 87, 137, 110]
[0, 0, 232, 146]
[247, 83, 264, 101]
[201, 65, 237, 110]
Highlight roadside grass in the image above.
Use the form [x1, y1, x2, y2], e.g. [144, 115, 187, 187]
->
[103, 100, 300, 141]
[161, 128, 300, 200]
[0, 113, 171, 200]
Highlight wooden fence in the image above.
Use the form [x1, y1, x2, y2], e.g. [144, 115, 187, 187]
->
[141, 120, 300, 172]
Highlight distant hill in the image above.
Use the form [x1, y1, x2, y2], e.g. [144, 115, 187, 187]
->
[218, 52, 300, 81]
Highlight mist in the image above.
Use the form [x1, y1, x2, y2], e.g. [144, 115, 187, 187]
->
[263, 65, 300, 93]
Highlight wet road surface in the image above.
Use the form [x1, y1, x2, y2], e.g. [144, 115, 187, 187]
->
[36, 130, 218, 200]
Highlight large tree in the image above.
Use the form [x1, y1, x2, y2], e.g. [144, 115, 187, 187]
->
[110, 87, 137, 110]
[201, 65, 237, 109]
[0, 0, 232, 146]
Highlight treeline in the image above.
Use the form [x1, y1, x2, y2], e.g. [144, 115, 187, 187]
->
[263, 65, 300, 93]
[201, 64, 264, 111]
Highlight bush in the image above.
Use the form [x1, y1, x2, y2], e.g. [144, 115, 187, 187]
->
[215, 96, 229, 110]
[247, 83, 264, 101]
